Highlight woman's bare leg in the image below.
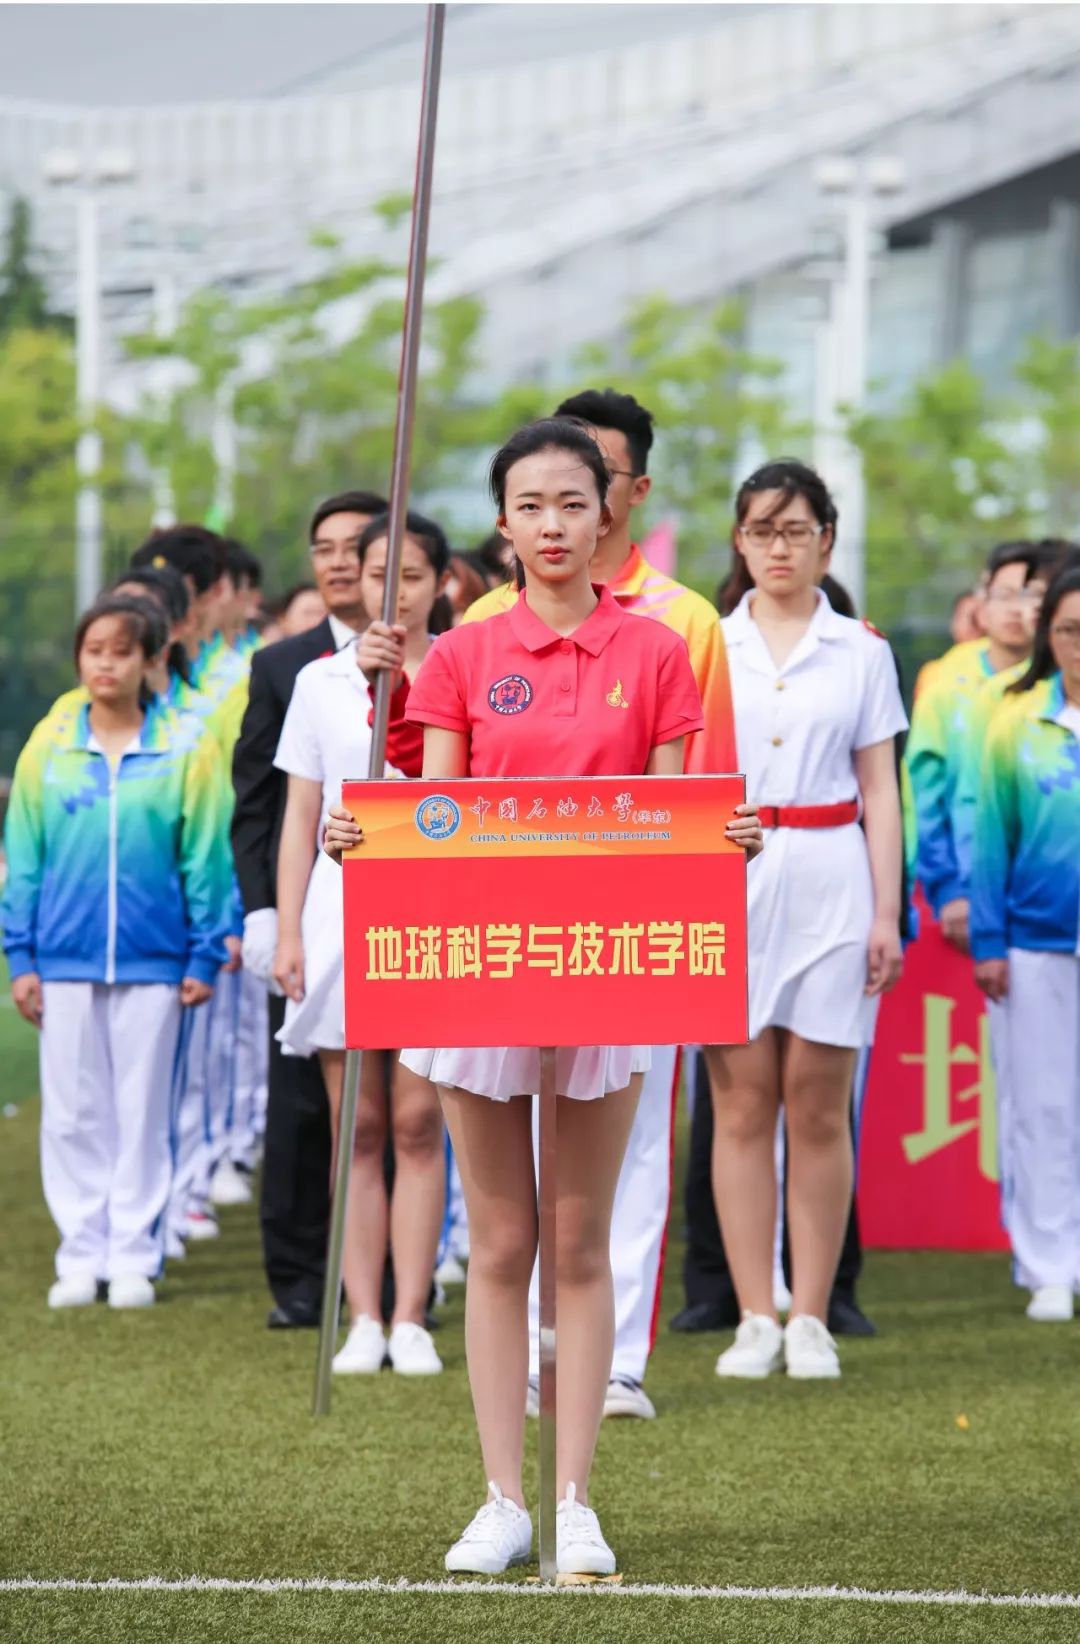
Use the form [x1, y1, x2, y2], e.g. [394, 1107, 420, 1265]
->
[388, 1062, 445, 1327]
[553, 1079, 642, 1504]
[439, 1086, 537, 1507]
[705, 1033, 782, 1319]
[782, 1034, 858, 1322]
[320, 1049, 390, 1323]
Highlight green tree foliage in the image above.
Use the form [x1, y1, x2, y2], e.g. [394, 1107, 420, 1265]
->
[1011, 336, 1080, 531]
[118, 226, 491, 582]
[0, 197, 67, 339]
[845, 361, 1028, 629]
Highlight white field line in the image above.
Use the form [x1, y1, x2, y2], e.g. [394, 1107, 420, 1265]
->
[2, 1577, 1079, 1608]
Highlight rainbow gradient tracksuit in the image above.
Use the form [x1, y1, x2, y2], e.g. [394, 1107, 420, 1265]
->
[1, 699, 232, 1286]
[905, 638, 996, 914]
[970, 673, 1080, 1294]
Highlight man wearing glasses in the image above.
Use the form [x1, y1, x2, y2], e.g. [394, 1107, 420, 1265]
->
[232, 489, 386, 1329]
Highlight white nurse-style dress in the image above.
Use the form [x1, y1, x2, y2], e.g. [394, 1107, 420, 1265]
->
[273, 642, 401, 1058]
[722, 589, 908, 1048]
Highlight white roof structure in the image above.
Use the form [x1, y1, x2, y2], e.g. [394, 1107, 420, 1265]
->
[1, 3, 1078, 395]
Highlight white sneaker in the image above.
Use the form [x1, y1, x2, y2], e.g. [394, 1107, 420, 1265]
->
[210, 1158, 252, 1207]
[784, 1313, 841, 1379]
[556, 1483, 616, 1576]
[774, 1277, 793, 1314]
[164, 1231, 187, 1260]
[715, 1312, 784, 1379]
[388, 1320, 443, 1376]
[108, 1275, 156, 1310]
[435, 1254, 466, 1285]
[445, 1483, 532, 1574]
[1027, 1285, 1074, 1322]
[332, 1314, 386, 1374]
[526, 1377, 539, 1419]
[183, 1209, 220, 1242]
[603, 1377, 656, 1420]
[48, 1274, 98, 1309]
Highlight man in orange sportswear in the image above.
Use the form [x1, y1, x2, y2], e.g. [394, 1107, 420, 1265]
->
[464, 387, 737, 1421]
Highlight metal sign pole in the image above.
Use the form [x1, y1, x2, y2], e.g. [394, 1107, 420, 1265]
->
[313, 1, 446, 1418]
[537, 1047, 558, 1582]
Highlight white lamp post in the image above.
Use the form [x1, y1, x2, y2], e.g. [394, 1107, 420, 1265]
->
[43, 147, 136, 613]
[812, 155, 904, 615]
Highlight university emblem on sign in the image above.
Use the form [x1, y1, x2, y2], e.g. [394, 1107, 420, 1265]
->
[414, 795, 461, 841]
[488, 674, 533, 715]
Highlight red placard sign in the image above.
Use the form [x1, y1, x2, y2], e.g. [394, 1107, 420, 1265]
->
[341, 775, 748, 1051]
[858, 893, 1009, 1252]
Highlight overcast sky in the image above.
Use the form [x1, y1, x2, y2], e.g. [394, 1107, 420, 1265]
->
[0, 4, 730, 105]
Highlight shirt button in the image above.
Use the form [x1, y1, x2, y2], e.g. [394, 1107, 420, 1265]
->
[775, 680, 786, 691]
[560, 641, 572, 655]
[771, 736, 783, 746]
[560, 680, 572, 693]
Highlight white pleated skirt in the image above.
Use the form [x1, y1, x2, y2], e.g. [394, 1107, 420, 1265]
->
[399, 1045, 651, 1103]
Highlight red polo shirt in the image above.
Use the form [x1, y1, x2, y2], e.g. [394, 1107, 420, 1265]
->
[402, 584, 703, 778]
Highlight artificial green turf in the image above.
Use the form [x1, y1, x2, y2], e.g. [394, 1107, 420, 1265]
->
[3, 1093, 1080, 1644]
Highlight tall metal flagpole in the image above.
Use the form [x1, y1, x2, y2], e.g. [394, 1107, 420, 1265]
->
[313, 1, 446, 1418]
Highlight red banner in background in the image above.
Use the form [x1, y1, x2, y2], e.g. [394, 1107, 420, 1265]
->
[859, 893, 1008, 1252]
[341, 775, 748, 1052]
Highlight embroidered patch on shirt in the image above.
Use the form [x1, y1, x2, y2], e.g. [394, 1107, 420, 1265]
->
[488, 675, 533, 715]
[606, 680, 630, 709]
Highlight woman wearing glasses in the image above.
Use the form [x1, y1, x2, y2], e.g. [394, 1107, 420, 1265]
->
[971, 561, 1080, 1324]
[705, 459, 907, 1381]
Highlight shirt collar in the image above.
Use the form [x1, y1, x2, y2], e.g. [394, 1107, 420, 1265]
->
[1039, 671, 1069, 726]
[724, 586, 847, 648]
[609, 545, 649, 601]
[328, 612, 362, 652]
[507, 584, 625, 656]
[67, 699, 168, 754]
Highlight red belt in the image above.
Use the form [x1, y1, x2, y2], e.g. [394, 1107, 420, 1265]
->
[757, 800, 859, 830]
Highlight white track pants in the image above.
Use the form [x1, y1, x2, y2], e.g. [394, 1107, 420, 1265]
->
[1003, 950, 1080, 1290]
[986, 999, 1012, 1234]
[228, 970, 268, 1170]
[40, 981, 182, 1280]
[169, 988, 211, 1232]
[527, 1045, 678, 1384]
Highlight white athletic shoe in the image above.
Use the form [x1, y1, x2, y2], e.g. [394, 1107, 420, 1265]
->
[526, 1377, 539, 1419]
[47, 1274, 98, 1309]
[435, 1254, 466, 1285]
[603, 1377, 656, 1420]
[445, 1483, 533, 1574]
[332, 1314, 387, 1374]
[1027, 1285, 1074, 1322]
[108, 1275, 156, 1310]
[388, 1321, 443, 1376]
[164, 1231, 187, 1261]
[209, 1158, 252, 1207]
[784, 1314, 841, 1379]
[556, 1483, 616, 1576]
[715, 1312, 785, 1379]
[184, 1209, 220, 1242]
[773, 1277, 793, 1315]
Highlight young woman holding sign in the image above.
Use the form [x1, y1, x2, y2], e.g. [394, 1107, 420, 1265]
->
[706, 460, 906, 1382]
[325, 417, 762, 1577]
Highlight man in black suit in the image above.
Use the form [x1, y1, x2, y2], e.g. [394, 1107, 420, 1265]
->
[231, 489, 386, 1328]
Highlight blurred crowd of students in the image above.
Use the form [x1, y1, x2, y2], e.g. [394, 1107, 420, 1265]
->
[906, 534, 1080, 1324]
[2, 388, 1077, 1392]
